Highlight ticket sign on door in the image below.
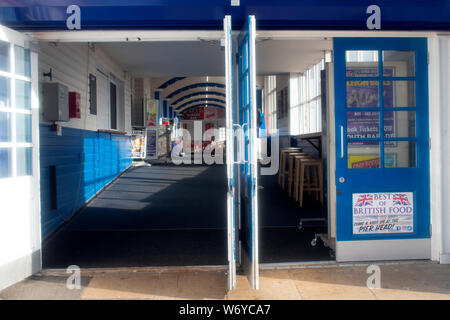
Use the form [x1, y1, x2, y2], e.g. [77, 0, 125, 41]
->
[352, 192, 414, 234]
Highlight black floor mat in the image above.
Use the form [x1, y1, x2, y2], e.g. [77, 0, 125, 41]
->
[258, 171, 331, 263]
[43, 229, 227, 268]
[259, 227, 331, 263]
[43, 163, 332, 269]
[43, 164, 228, 268]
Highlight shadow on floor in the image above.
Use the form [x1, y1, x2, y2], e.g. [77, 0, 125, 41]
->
[43, 164, 228, 268]
[43, 163, 332, 269]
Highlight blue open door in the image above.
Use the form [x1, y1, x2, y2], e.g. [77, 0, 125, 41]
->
[238, 15, 259, 290]
[224, 15, 237, 291]
[334, 38, 431, 261]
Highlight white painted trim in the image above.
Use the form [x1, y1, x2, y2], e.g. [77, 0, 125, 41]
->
[336, 239, 431, 262]
[0, 25, 27, 47]
[224, 15, 237, 291]
[249, 15, 260, 291]
[27, 30, 224, 42]
[326, 61, 336, 239]
[28, 30, 450, 43]
[428, 35, 443, 262]
[256, 30, 449, 40]
[30, 49, 42, 262]
[438, 35, 450, 264]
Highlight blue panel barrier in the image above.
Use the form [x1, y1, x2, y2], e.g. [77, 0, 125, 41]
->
[39, 124, 132, 238]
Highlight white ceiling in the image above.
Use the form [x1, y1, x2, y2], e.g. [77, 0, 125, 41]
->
[97, 39, 332, 77]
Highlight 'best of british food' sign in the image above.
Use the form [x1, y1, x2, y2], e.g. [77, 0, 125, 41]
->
[352, 192, 414, 234]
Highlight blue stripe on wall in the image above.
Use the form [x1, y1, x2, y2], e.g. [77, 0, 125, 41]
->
[40, 124, 132, 238]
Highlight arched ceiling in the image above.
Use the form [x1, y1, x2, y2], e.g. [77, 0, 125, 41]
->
[176, 98, 225, 111]
[166, 83, 225, 100]
[171, 91, 225, 105]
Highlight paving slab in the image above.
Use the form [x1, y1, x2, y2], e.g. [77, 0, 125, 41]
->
[0, 274, 91, 300]
[288, 267, 377, 300]
[81, 270, 227, 300]
[370, 264, 450, 300]
[227, 270, 302, 300]
[1, 262, 450, 300]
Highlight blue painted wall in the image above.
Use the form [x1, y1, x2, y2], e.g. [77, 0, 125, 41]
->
[40, 124, 132, 238]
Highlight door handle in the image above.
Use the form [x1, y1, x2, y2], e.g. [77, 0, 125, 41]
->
[232, 124, 242, 164]
[241, 123, 249, 164]
[340, 125, 344, 159]
[232, 124, 249, 164]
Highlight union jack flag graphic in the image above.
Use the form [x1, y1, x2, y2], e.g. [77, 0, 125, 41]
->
[356, 194, 373, 207]
[393, 194, 411, 206]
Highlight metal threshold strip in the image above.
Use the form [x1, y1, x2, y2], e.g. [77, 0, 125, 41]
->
[40, 265, 229, 276]
[260, 259, 433, 270]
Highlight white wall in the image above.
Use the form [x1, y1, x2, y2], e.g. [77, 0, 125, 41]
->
[38, 42, 132, 134]
[439, 36, 450, 263]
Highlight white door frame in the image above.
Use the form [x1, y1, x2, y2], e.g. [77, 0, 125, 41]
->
[0, 25, 41, 291]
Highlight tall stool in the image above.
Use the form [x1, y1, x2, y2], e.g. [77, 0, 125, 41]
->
[296, 158, 323, 207]
[287, 153, 311, 196]
[284, 152, 307, 191]
[279, 148, 302, 187]
[292, 155, 314, 200]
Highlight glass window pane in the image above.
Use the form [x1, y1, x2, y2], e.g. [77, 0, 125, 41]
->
[16, 113, 32, 143]
[383, 80, 415, 108]
[383, 51, 415, 77]
[0, 76, 10, 108]
[0, 41, 10, 72]
[17, 147, 32, 176]
[0, 148, 12, 178]
[0, 112, 11, 142]
[347, 111, 380, 139]
[384, 141, 416, 168]
[346, 50, 379, 77]
[14, 45, 31, 77]
[348, 141, 380, 169]
[347, 80, 379, 107]
[15, 79, 31, 110]
[384, 111, 416, 138]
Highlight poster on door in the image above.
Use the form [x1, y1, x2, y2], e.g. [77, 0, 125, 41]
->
[348, 154, 396, 169]
[352, 192, 414, 234]
[346, 67, 395, 143]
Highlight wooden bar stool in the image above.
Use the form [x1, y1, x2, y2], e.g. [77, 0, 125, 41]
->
[278, 148, 302, 187]
[287, 153, 311, 196]
[292, 155, 314, 199]
[296, 158, 323, 207]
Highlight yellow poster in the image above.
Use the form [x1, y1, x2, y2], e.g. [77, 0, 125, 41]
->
[146, 99, 158, 126]
[348, 154, 396, 169]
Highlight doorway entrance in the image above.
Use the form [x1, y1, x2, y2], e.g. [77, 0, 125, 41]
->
[334, 37, 431, 261]
[0, 17, 433, 293]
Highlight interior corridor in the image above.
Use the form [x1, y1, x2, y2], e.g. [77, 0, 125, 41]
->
[42, 164, 228, 268]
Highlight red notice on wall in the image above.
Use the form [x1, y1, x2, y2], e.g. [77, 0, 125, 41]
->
[181, 107, 204, 120]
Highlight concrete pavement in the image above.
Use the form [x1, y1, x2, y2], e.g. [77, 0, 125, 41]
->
[1, 262, 449, 300]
